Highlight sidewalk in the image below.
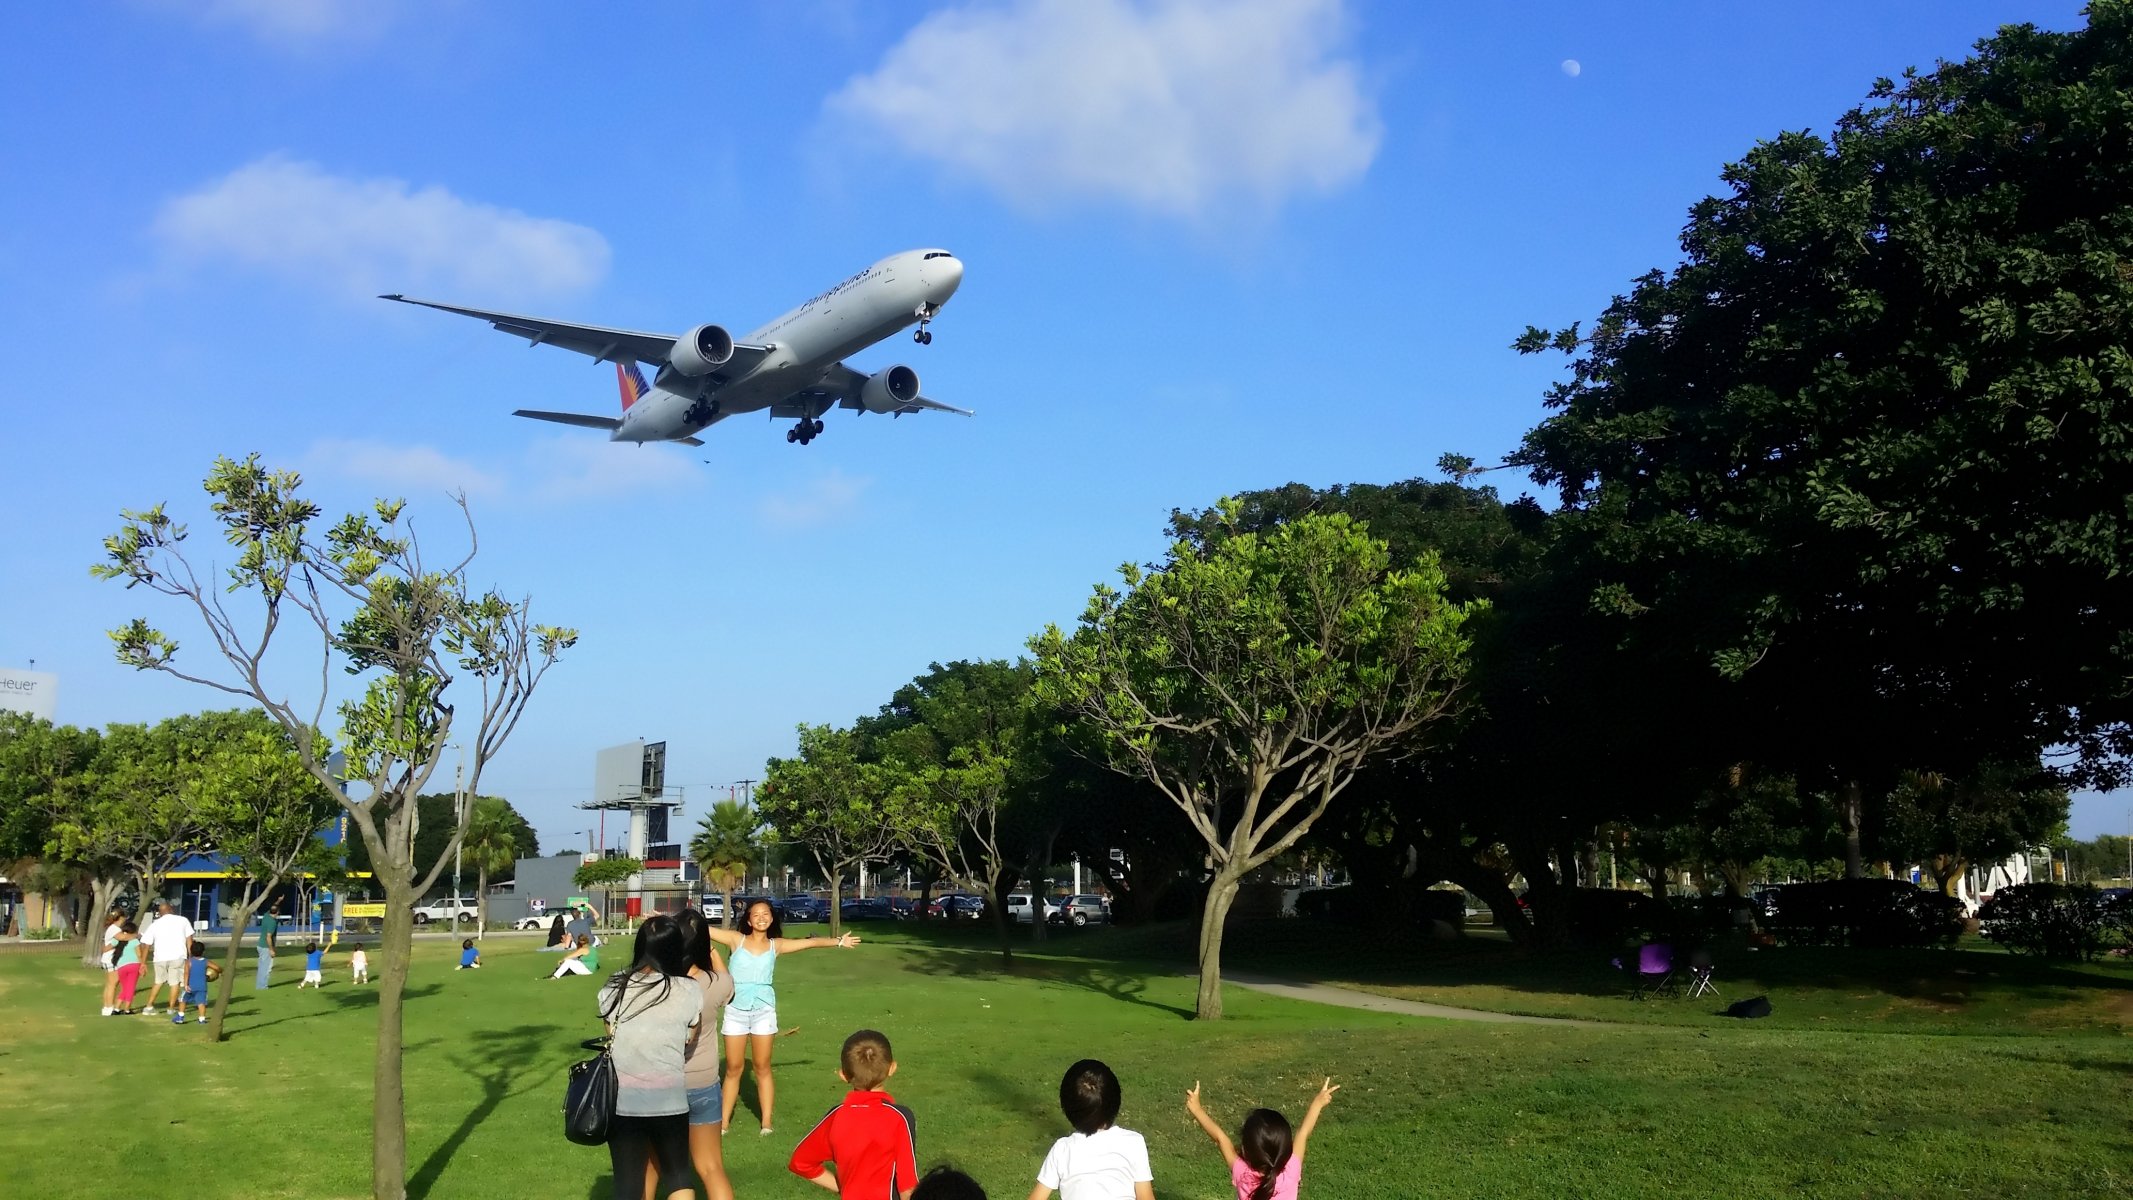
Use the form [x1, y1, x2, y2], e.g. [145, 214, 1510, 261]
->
[1226, 970, 1608, 1027]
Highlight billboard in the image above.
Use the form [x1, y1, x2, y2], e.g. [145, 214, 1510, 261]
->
[0, 669, 56, 721]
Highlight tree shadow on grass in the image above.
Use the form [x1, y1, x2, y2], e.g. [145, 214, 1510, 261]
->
[224, 982, 443, 1036]
[728, 1042, 822, 1130]
[407, 1021, 569, 1200]
[895, 944, 1196, 1020]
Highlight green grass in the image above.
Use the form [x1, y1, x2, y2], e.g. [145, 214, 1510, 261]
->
[4, 925, 2131, 1199]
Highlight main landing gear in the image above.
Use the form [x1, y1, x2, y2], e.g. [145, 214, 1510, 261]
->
[787, 417, 824, 445]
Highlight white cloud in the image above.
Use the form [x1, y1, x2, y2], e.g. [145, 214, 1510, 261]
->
[153, 157, 609, 300]
[306, 438, 504, 498]
[759, 469, 874, 529]
[303, 435, 700, 506]
[143, 0, 404, 49]
[826, 0, 1380, 220]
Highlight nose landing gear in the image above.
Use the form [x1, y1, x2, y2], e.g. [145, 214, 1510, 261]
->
[913, 322, 933, 345]
[786, 417, 825, 445]
[913, 301, 938, 344]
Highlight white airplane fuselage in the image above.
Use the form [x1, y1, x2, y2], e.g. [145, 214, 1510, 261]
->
[614, 249, 962, 442]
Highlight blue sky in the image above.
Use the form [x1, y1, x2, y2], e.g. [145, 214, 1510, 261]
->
[5, 0, 2118, 848]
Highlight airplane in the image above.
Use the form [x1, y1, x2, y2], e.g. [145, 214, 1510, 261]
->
[381, 248, 967, 447]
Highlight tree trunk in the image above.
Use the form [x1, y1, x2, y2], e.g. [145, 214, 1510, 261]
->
[720, 884, 735, 930]
[985, 872, 1016, 968]
[78, 877, 121, 967]
[825, 872, 844, 939]
[1194, 867, 1244, 1020]
[1840, 781, 1865, 880]
[371, 883, 416, 1200]
[209, 885, 266, 1042]
[476, 866, 489, 939]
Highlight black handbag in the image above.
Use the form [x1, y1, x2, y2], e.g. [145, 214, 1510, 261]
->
[563, 1036, 617, 1145]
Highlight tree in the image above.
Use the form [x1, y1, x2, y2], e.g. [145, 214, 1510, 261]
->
[689, 800, 762, 929]
[95, 454, 573, 1200]
[191, 710, 343, 1041]
[758, 724, 912, 939]
[1033, 506, 1479, 1018]
[460, 796, 518, 936]
[573, 855, 641, 922]
[0, 713, 103, 954]
[1883, 762, 2068, 895]
[340, 793, 537, 888]
[1508, 7, 2133, 847]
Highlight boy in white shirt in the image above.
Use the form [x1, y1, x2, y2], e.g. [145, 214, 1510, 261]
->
[138, 902, 196, 1015]
[1029, 1059, 1155, 1200]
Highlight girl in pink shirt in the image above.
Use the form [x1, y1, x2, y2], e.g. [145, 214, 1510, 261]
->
[1184, 1077, 1338, 1200]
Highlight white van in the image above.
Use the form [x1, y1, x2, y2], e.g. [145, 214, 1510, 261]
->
[1005, 894, 1057, 924]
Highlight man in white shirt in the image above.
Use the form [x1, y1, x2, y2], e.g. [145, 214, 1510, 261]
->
[139, 902, 196, 1015]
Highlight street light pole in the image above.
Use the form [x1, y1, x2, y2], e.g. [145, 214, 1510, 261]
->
[451, 745, 464, 938]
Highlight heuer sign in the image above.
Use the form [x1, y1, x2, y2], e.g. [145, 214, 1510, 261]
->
[0, 669, 56, 721]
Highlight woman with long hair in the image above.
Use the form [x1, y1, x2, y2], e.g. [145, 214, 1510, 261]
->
[707, 898, 861, 1134]
[642, 908, 734, 1200]
[543, 911, 570, 950]
[598, 914, 702, 1200]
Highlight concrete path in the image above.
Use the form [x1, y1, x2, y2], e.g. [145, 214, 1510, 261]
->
[1225, 970, 1609, 1027]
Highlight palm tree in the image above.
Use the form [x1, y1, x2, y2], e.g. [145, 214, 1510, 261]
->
[690, 800, 762, 928]
[460, 797, 517, 938]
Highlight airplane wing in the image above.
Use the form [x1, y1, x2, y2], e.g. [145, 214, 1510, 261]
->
[512, 409, 620, 430]
[382, 295, 772, 376]
[821, 362, 974, 417]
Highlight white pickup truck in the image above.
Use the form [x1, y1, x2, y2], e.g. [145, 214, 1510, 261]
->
[410, 897, 479, 925]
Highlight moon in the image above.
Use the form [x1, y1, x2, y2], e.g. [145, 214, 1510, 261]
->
[1561, 59, 1582, 77]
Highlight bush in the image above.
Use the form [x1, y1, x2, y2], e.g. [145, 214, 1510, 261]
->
[1979, 883, 2112, 961]
[24, 926, 64, 941]
[1764, 880, 1962, 948]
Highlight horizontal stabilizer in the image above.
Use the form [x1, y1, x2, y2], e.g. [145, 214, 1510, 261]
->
[512, 409, 622, 431]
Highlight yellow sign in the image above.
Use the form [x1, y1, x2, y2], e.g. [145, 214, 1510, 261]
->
[343, 903, 388, 918]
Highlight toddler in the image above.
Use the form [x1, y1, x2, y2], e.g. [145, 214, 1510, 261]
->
[298, 941, 326, 988]
[1184, 1078, 1338, 1200]
[456, 938, 481, 969]
[351, 945, 369, 983]
[1030, 1059, 1153, 1200]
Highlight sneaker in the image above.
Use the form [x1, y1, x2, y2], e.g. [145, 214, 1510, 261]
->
[759, 1127, 774, 1136]
[171, 1013, 184, 1025]
[101, 1007, 113, 1016]
[197, 1016, 208, 1024]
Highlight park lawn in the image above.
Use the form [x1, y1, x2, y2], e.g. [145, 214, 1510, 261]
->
[1, 932, 2129, 1200]
[1009, 918, 2133, 1036]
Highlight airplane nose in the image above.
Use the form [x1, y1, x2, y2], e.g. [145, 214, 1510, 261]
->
[933, 257, 963, 298]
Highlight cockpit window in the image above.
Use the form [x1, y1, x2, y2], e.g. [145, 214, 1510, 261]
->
[924, 251, 954, 260]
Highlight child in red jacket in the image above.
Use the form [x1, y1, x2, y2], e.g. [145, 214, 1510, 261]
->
[789, 1029, 919, 1200]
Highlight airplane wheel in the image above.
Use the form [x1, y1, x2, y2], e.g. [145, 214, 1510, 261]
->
[786, 429, 797, 443]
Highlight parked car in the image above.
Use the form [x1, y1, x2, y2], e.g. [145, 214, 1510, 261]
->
[411, 897, 479, 925]
[1047, 894, 1110, 928]
[778, 895, 828, 923]
[885, 897, 916, 919]
[701, 895, 726, 922]
[840, 896, 897, 922]
[511, 914, 553, 931]
[1005, 893, 1059, 924]
[929, 893, 986, 920]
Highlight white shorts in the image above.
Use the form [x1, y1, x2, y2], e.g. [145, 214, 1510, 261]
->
[721, 1005, 777, 1037]
[155, 960, 188, 987]
[101, 949, 117, 971]
[303, 969, 323, 984]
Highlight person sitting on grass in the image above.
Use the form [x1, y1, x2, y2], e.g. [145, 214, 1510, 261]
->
[912, 1166, 986, 1199]
[1184, 1077, 1338, 1200]
[298, 941, 326, 989]
[1030, 1059, 1153, 1200]
[787, 1029, 917, 1200]
[548, 933, 599, 979]
[457, 938, 481, 970]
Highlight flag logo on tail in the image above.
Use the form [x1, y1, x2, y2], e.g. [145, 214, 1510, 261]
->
[616, 361, 651, 411]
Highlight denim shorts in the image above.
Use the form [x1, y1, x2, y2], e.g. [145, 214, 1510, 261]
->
[685, 1082, 723, 1125]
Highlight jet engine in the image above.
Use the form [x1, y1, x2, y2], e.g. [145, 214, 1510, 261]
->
[667, 324, 735, 375]
[858, 365, 921, 413]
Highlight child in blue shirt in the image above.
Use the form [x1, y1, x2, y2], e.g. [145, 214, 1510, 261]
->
[299, 941, 326, 988]
[175, 940, 216, 1024]
[457, 939, 482, 969]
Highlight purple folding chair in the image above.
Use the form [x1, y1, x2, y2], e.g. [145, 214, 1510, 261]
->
[1625, 941, 1677, 999]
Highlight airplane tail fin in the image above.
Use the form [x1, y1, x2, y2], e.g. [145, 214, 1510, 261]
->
[616, 361, 651, 411]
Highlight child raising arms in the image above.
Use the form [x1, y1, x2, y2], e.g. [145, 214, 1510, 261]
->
[1184, 1078, 1337, 1200]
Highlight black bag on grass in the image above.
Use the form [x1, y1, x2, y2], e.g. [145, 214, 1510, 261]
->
[1724, 995, 1772, 1019]
[564, 1036, 617, 1145]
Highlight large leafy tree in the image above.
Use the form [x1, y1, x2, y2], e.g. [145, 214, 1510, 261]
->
[689, 799, 762, 928]
[1034, 506, 1479, 1018]
[460, 796, 519, 936]
[1882, 762, 2068, 895]
[94, 454, 573, 1200]
[759, 723, 912, 938]
[0, 714, 102, 952]
[191, 710, 343, 1040]
[1508, 6, 2133, 860]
